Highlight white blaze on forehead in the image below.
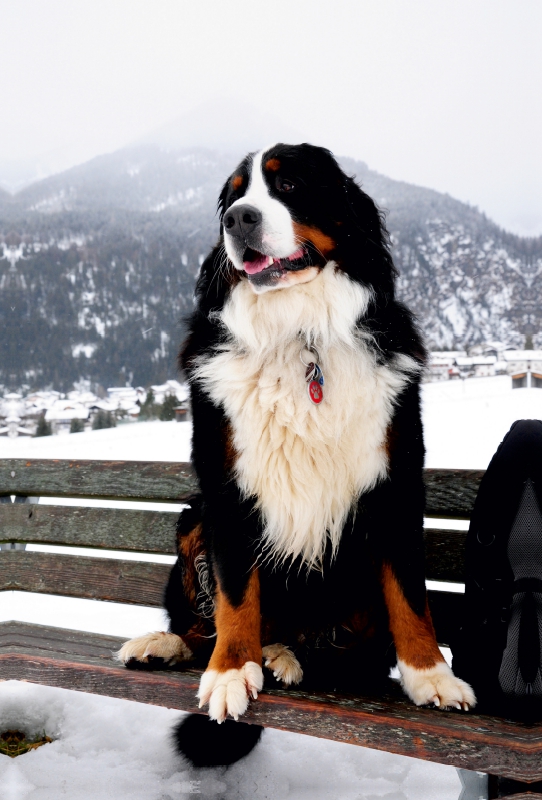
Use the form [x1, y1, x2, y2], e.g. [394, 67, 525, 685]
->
[224, 148, 298, 264]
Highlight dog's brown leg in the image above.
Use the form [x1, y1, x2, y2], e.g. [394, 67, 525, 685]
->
[382, 563, 476, 709]
[197, 568, 263, 722]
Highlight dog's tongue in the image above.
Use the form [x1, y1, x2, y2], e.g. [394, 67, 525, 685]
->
[243, 254, 274, 275]
[243, 247, 305, 275]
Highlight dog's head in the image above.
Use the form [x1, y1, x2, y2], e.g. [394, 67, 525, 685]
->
[216, 143, 396, 297]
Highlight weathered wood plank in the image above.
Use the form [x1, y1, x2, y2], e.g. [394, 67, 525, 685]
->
[424, 528, 467, 583]
[3, 622, 542, 782]
[0, 507, 468, 580]
[0, 510, 467, 589]
[497, 794, 542, 800]
[0, 503, 178, 554]
[0, 550, 170, 606]
[0, 461, 483, 517]
[0, 459, 199, 502]
[0, 620, 125, 659]
[0, 503, 467, 583]
[424, 468, 485, 518]
[1, 505, 467, 581]
[488, 773, 542, 799]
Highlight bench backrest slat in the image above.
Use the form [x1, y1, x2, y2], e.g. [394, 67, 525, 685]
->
[0, 459, 475, 642]
[1, 460, 485, 513]
[0, 503, 178, 554]
[424, 468, 484, 518]
[0, 549, 461, 643]
[0, 504, 468, 582]
[424, 528, 467, 583]
[2, 550, 170, 607]
[0, 459, 198, 502]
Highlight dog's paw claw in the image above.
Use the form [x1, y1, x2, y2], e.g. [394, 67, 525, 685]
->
[116, 632, 192, 666]
[197, 662, 264, 722]
[262, 644, 303, 686]
[398, 660, 476, 710]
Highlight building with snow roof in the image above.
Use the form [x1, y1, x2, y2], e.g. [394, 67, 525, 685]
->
[44, 401, 90, 434]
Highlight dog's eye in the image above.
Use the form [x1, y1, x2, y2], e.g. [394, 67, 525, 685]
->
[275, 177, 295, 193]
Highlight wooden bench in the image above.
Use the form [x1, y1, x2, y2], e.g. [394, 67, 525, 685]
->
[0, 457, 540, 799]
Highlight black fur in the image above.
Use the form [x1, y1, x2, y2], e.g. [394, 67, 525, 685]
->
[173, 715, 264, 768]
[165, 144, 428, 764]
[180, 143, 426, 618]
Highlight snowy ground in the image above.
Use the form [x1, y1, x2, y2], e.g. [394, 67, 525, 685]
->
[423, 375, 542, 468]
[3, 375, 539, 468]
[1, 682, 467, 800]
[2, 376, 538, 798]
[1, 418, 193, 463]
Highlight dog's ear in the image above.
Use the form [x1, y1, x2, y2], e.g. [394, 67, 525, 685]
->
[336, 174, 397, 299]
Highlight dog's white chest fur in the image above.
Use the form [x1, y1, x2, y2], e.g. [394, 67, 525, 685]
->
[195, 265, 416, 568]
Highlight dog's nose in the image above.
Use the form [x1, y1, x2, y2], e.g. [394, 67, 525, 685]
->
[223, 204, 262, 237]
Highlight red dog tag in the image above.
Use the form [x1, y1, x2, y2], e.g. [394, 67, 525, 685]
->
[308, 380, 323, 404]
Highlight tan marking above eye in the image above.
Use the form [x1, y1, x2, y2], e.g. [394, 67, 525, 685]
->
[265, 158, 281, 172]
[232, 175, 243, 190]
[292, 222, 336, 256]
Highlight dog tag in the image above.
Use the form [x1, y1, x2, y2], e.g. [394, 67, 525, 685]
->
[308, 380, 323, 404]
[301, 347, 324, 405]
[313, 364, 324, 386]
[305, 362, 316, 382]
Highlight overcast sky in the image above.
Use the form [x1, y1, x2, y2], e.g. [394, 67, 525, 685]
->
[1, 0, 541, 235]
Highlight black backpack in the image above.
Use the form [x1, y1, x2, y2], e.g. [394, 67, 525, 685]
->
[452, 419, 542, 718]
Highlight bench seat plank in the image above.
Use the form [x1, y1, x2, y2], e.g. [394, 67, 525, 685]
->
[0, 619, 125, 658]
[0, 503, 178, 554]
[0, 550, 170, 606]
[2, 621, 541, 783]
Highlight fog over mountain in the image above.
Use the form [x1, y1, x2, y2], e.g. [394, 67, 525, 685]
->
[139, 101, 304, 156]
[0, 141, 540, 391]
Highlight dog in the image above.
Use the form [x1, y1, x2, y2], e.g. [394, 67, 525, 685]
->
[119, 143, 475, 735]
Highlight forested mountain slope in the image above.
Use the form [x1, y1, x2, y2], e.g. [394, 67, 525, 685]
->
[0, 145, 540, 390]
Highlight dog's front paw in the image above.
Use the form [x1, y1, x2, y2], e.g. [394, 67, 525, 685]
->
[116, 632, 193, 666]
[398, 660, 476, 710]
[197, 662, 264, 723]
[262, 643, 303, 686]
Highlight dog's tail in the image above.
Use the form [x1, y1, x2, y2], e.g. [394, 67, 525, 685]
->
[173, 713, 264, 767]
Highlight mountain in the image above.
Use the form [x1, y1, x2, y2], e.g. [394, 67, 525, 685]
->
[0, 144, 540, 391]
[339, 159, 540, 349]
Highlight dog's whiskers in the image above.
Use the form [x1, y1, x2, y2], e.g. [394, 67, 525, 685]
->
[206, 245, 233, 297]
[294, 235, 326, 265]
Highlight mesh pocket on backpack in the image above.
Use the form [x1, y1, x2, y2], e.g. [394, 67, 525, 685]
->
[499, 480, 542, 696]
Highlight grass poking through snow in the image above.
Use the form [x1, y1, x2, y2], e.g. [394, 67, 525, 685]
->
[0, 729, 52, 757]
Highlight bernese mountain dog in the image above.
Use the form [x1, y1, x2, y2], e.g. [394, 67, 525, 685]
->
[119, 143, 475, 732]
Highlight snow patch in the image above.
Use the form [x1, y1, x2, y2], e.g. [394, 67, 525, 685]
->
[0, 681, 463, 800]
[71, 343, 97, 358]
